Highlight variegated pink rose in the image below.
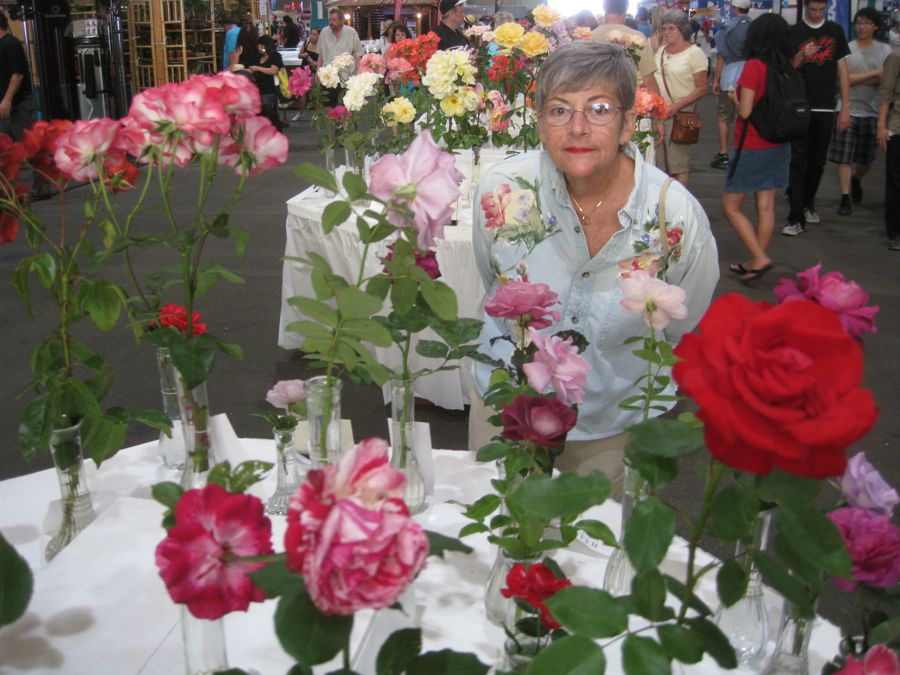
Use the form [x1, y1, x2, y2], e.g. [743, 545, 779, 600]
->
[485, 280, 561, 330]
[481, 183, 512, 229]
[54, 118, 124, 181]
[523, 327, 591, 405]
[226, 116, 289, 176]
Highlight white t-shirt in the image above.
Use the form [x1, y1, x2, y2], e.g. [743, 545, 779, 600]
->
[655, 45, 709, 104]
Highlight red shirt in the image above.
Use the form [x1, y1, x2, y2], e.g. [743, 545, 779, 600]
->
[735, 59, 784, 150]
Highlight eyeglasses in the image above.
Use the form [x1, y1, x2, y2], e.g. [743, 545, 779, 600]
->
[542, 102, 622, 127]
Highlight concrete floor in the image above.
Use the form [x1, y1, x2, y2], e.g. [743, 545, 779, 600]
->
[1, 92, 896, 636]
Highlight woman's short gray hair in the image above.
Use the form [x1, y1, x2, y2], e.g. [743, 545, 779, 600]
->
[535, 42, 637, 113]
[660, 9, 691, 40]
[492, 11, 514, 27]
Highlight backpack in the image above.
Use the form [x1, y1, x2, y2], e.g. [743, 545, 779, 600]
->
[717, 16, 751, 63]
[749, 64, 810, 143]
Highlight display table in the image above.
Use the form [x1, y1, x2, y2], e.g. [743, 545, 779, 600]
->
[0, 419, 842, 674]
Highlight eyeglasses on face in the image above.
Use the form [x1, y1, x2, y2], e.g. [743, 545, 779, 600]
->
[542, 102, 622, 127]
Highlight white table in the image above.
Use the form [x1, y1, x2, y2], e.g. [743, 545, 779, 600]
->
[0, 420, 842, 674]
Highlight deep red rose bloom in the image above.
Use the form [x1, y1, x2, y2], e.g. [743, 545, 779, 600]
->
[501, 562, 571, 629]
[673, 294, 877, 479]
[383, 242, 442, 280]
[500, 394, 577, 448]
[0, 133, 25, 181]
[155, 484, 274, 619]
[103, 159, 140, 193]
[22, 119, 74, 183]
[158, 303, 207, 335]
[0, 210, 20, 245]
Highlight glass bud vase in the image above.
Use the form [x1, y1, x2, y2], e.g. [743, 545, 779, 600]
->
[761, 599, 817, 675]
[307, 376, 342, 468]
[501, 556, 549, 672]
[323, 147, 336, 198]
[266, 427, 307, 516]
[176, 376, 214, 490]
[714, 509, 773, 666]
[181, 607, 228, 675]
[156, 347, 186, 470]
[389, 377, 426, 515]
[484, 550, 539, 627]
[45, 421, 97, 562]
[603, 464, 646, 596]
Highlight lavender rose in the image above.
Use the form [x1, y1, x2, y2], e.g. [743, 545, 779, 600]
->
[841, 453, 898, 516]
[265, 379, 307, 410]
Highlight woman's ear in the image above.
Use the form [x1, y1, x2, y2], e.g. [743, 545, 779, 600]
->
[619, 108, 638, 146]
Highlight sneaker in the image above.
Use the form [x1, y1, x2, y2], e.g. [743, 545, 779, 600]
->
[889, 237, 900, 251]
[837, 201, 852, 216]
[782, 222, 806, 236]
[803, 208, 820, 223]
[851, 177, 863, 204]
[710, 153, 729, 170]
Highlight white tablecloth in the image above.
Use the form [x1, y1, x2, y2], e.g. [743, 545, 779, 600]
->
[0, 417, 843, 674]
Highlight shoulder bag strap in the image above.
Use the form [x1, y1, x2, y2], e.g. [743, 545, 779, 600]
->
[658, 177, 674, 255]
[660, 50, 675, 103]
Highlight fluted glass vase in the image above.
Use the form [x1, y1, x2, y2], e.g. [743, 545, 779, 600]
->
[266, 427, 307, 516]
[714, 509, 773, 666]
[761, 599, 817, 675]
[156, 347, 186, 470]
[484, 550, 539, 628]
[45, 421, 97, 562]
[389, 377, 426, 515]
[603, 464, 646, 595]
[307, 376, 342, 469]
[176, 377, 214, 489]
[181, 607, 228, 674]
[323, 147, 336, 198]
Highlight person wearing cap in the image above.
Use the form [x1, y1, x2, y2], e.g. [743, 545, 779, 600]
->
[710, 0, 752, 170]
[436, 0, 469, 50]
[222, 17, 241, 71]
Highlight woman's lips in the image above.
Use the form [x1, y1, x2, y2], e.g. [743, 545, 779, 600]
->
[564, 147, 593, 154]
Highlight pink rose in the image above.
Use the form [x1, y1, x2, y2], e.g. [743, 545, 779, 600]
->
[327, 105, 351, 123]
[836, 646, 900, 675]
[480, 183, 512, 229]
[523, 327, 591, 405]
[204, 71, 261, 117]
[774, 263, 878, 339]
[841, 452, 898, 516]
[287, 66, 313, 98]
[155, 484, 273, 620]
[484, 280, 560, 330]
[266, 379, 307, 410]
[499, 394, 578, 448]
[619, 269, 688, 330]
[385, 57, 414, 83]
[226, 116, 289, 176]
[54, 118, 123, 181]
[284, 437, 428, 615]
[368, 130, 463, 248]
[828, 507, 900, 592]
[487, 90, 511, 132]
[358, 53, 387, 75]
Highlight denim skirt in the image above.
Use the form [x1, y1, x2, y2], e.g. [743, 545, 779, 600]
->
[725, 143, 791, 194]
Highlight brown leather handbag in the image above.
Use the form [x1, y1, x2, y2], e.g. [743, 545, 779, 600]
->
[661, 52, 701, 145]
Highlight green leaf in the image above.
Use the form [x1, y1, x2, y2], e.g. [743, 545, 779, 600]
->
[624, 497, 675, 573]
[626, 449, 677, 489]
[287, 320, 334, 339]
[575, 519, 617, 547]
[11, 259, 33, 317]
[295, 162, 338, 193]
[18, 394, 56, 460]
[342, 318, 392, 347]
[216, 340, 244, 360]
[208, 212, 229, 237]
[544, 586, 627, 638]
[684, 617, 737, 669]
[82, 280, 122, 331]
[663, 574, 712, 617]
[626, 418, 704, 458]
[336, 286, 382, 320]
[711, 485, 759, 541]
[630, 570, 670, 621]
[405, 650, 489, 675]
[229, 225, 250, 260]
[425, 530, 473, 558]
[754, 552, 815, 611]
[390, 277, 418, 316]
[416, 340, 449, 359]
[248, 559, 304, 600]
[84, 415, 128, 466]
[70, 338, 103, 371]
[151, 481, 184, 510]
[322, 201, 352, 235]
[656, 624, 704, 665]
[342, 171, 368, 201]
[229, 460, 274, 493]
[132, 409, 171, 434]
[274, 588, 353, 666]
[526, 634, 606, 675]
[0, 532, 33, 627]
[420, 280, 457, 321]
[622, 635, 671, 675]
[869, 617, 900, 646]
[31, 252, 57, 289]
[286, 664, 314, 675]
[716, 559, 748, 608]
[465, 494, 501, 521]
[376, 628, 422, 675]
[167, 338, 216, 390]
[475, 442, 508, 462]
[366, 274, 391, 301]
[755, 470, 820, 505]
[774, 503, 852, 579]
[507, 471, 610, 522]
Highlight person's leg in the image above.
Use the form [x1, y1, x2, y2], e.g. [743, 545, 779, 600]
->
[718, 118, 729, 155]
[787, 132, 808, 227]
[836, 163, 852, 196]
[723, 191, 770, 270]
[886, 136, 900, 247]
[852, 117, 878, 204]
[755, 189, 777, 253]
[803, 111, 835, 214]
[674, 171, 689, 187]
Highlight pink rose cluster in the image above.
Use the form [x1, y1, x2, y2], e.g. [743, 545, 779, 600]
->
[385, 57, 414, 84]
[284, 438, 429, 614]
[266, 379, 307, 410]
[485, 280, 560, 330]
[327, 105, 352, 123]
[481, 183, 512, 229]
[835, 645, 900, 675]
[358, 53, 387, 75]
[368, 130, 463, 248]
[523, 327, 591, 405]
[288, 66, 313, 98]
[828, 507, 900, 592]
[619, 269, 687, 330]
[53, 72, 287, 180]
[774, 263, 879, 339]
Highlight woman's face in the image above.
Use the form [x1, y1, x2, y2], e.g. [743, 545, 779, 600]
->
[310, 29, 319, 41]
[662, 23, 684, 46]
[394, 27, 409, 41]
[537, 83, 636, 182]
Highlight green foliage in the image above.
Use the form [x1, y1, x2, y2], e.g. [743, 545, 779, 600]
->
[275, 587, 354, 667]
[526, 634, 606, 674]
[404, 650, 489, 675]
[206, 460, 273, 494]
[424, 530, 474, 558]
[622, 636, 671, 675]
[0, 533, 33, 627]
[544, 587, 628, 638]
[624, 497, 675, 573]
[376, 628, 422, 675]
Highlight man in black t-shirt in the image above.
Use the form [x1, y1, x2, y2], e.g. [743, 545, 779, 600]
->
[436, 0, 469, 51]
[0, 10, 34, 142]
[782, 0, 850, 236]
[282, 15, 301, 49]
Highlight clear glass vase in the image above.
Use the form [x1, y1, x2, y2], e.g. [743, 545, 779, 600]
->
[176, 377, 214, 490]
[45, 421, 97, 562]
[307, 375, 342, 469]
[181, 607, 228, 675]
[484, 550, 539, 627]
[389, 377, 426, 515]
[501, 556, 552, 672]
[266, 427, 308, 516]
[343, 146, 365, 178]
[714, 509, 773, 667]
[323, 147, 336, 198]
[603, 464, 646, 596]
[156, 347, 186, 470]
[761, 599, 817, 675]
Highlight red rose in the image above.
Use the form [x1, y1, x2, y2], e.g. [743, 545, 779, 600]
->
[0, 210, 20, 245]
[0, 133, 25, 181]
[158, 303, 207, 335]
[22, 119, 74, 183]
[673, 294, 877, 479]
[501, 562, 571, 630]
[500, 394, 577, 448]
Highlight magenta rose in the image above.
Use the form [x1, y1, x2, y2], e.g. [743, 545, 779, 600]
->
[774, 263, 878, 339]
[841, 452, 898, 516]
[522, 327, 591, 405]
[485, 280, 560, 330]
[287, 66, 313, 98]
[500, 394, 578, 448]
[368, 130, 464, 249]
[828, 507, 900, 592]
[284, 437, 429, 615]
[835, 645, 900, 675]
[383, 242, 441, 280]
[155, 484, 274, 619]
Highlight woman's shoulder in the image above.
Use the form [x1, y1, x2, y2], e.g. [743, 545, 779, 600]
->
[479, 150, 544, 184]
[641, 163, 710, 232]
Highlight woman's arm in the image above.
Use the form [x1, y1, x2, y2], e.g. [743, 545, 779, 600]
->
[229, 46, 241, 68]
[667, 70, 707, 117]
[736, 85, 755, 120]
[252, 62, 279, 76]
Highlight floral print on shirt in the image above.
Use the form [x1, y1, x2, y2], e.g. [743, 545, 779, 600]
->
[618, 215, 684, 280]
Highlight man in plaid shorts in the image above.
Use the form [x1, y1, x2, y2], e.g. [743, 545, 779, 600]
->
[828, 7, 890, 216]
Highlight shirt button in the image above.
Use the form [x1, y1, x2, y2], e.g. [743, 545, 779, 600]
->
[574, 226, 582, 233]
[572, 316, 580, 324]
[581, 271, 590, 279]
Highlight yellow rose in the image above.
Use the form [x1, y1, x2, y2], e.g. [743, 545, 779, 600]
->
[440, 92, 467, 117]
[519, 31, 550, 58]
[381, 97, 416, 127]
[493, 22, 524, 48]
[460, 87, 481, 112]
[532, 5, 561, 28]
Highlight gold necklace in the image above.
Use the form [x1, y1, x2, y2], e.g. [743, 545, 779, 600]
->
[567, 186, 605, 226]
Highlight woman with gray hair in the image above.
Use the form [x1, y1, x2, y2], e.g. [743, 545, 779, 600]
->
[470, 42, 718, 488]
[654, 9, 709, 186]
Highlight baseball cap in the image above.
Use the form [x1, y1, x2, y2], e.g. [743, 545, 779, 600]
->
[732, 0, 751, 8]
[439, 0, 465, 14]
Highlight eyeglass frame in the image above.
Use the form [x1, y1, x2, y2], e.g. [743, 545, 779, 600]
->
[539, 101, 625, 127]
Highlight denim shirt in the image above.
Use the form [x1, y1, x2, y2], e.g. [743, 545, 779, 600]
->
[471, 146, 719, 441]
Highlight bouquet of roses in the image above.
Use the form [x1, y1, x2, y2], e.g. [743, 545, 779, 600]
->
[387, 32, 441, 86]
